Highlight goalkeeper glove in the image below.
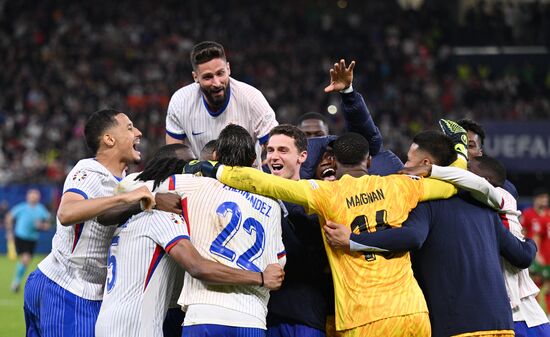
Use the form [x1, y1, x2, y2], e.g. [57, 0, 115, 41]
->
[183, 160, 219, 178]
[439, 119, 468, 161]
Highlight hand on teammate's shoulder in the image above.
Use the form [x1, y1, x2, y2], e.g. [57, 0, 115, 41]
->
[183, 160, 219, 178]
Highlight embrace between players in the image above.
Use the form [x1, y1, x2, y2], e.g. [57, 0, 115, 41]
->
[23, 41, 547, 337]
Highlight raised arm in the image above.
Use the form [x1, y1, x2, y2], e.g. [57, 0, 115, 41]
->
[216, 165, 317, 209]
[419, 177, 457, 202]
[429, 165, 503, 210]
[57, 186, 155, 226]
[324, 59, 382, 155]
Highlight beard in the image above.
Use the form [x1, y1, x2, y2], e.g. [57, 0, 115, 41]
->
[201, 82, 230, 111]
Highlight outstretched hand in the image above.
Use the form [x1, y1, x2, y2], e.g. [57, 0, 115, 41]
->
[398, 165, 432, 177]
[324, 59, 356, 93]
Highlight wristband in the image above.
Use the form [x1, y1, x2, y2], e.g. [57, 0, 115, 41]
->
[339, 84, 354, 94]
[260, 271, 264, 287]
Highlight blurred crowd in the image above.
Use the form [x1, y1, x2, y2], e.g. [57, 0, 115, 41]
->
[1, 0, 550, 184]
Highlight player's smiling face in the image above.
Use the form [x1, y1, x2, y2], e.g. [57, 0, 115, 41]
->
[315, 147, 337, 181]
[110, 113, 143, 163]
[193, 58, 231, 111]
[466, 130, 483, 158]
[267, 134, 307, 180]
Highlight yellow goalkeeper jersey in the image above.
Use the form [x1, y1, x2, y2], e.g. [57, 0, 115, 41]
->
[217, 166, 456, 331]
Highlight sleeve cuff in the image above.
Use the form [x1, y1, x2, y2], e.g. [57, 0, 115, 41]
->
[339, 84, 354, 94]
[429, 164, 443, 178]
[216, 165, 225, 180]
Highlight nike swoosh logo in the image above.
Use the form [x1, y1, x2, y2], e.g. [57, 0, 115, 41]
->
[192, 131, 205, 136]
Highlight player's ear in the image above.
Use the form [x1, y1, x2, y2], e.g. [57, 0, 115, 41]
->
[192, 71, 198, 83]
[298, 151, 308, 164]
[212, 150, 218, 161]
[226, 62, 231, 76]
[366, 155, 372, 169]
[103, 133, 116, 148]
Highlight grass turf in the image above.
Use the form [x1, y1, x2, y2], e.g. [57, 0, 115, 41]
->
[0, 254, 44, 337]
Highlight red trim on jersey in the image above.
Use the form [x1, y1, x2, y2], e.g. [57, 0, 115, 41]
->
[181, 197, 190, 236]
[144, 245, 165, 290]
[277, 251, 287, 259]
[169, 175, 175, 191]
[165, 235, 190, 253]
[500, 213, 510, 229]
[500, 197, 505, 210]
[71, 223, 84, 253]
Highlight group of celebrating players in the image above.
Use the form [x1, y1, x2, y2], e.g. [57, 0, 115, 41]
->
[21, 41, 550, 337]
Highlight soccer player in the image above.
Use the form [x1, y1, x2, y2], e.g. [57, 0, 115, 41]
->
[23, 109, 156, 337]
[5, 189, 50, 292]
[296, 112, 330, 138]
[200, 139, 218, 161]
[299, 59, 402, 181]
[324, 150, 538, 336]
[165, 41, 278, 166]
[457, 118, 519, 198]
[264, 125, 331, 337]
[120, 125, 286, 337]
[197, 132, 466, 336]
[95, 145, 284, 337]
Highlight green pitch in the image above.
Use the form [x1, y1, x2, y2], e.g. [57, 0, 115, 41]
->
[0, 254, 44, 337]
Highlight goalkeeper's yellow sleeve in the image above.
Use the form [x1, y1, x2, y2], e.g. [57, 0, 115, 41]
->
[450, 156, 467, 169]
[217, 165, 317, 209]
[420, 177, 457, 201]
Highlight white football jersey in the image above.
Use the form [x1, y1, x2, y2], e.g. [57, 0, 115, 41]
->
[117, 173, 285, 327]
[497, 187, 548, 327]
[165, 77, 278, 165]
[38, 158, 121, 300]
[95, 210, 190, 337]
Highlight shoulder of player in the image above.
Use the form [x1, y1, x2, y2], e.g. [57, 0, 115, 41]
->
[65, 158, 110, 181]
[131, 210, 183, 228]
[229, 77, 262, 96]
[170, 83, 201, 101]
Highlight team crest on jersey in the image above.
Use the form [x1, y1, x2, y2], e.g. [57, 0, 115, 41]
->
[72, 169, 88, 182]
[169, 213, 185, 226]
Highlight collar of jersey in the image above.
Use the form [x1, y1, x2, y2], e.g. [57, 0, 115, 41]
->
[202, 86, 231, 117]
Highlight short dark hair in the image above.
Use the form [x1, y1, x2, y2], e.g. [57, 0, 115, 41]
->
[84, 109, 122, 155]
[458, 119, 485, 146]
[296, 112, 329, 126]
[136, 144, 189, 190]
[190, 41, 226, 70]
[333, 133, 370, 165]
[470, 155, 507, 188]
[216, 124, 256, 167]
[413, 131, 456, 166]
[200, 139, 218, 160]
[269, 124, 307, 152]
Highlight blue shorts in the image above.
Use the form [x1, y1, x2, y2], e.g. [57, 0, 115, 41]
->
[182, 324, 265, 337]
[267, 323, 326, 337]
[514, 321, 550, 337]
[24, 268, 102, 337]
